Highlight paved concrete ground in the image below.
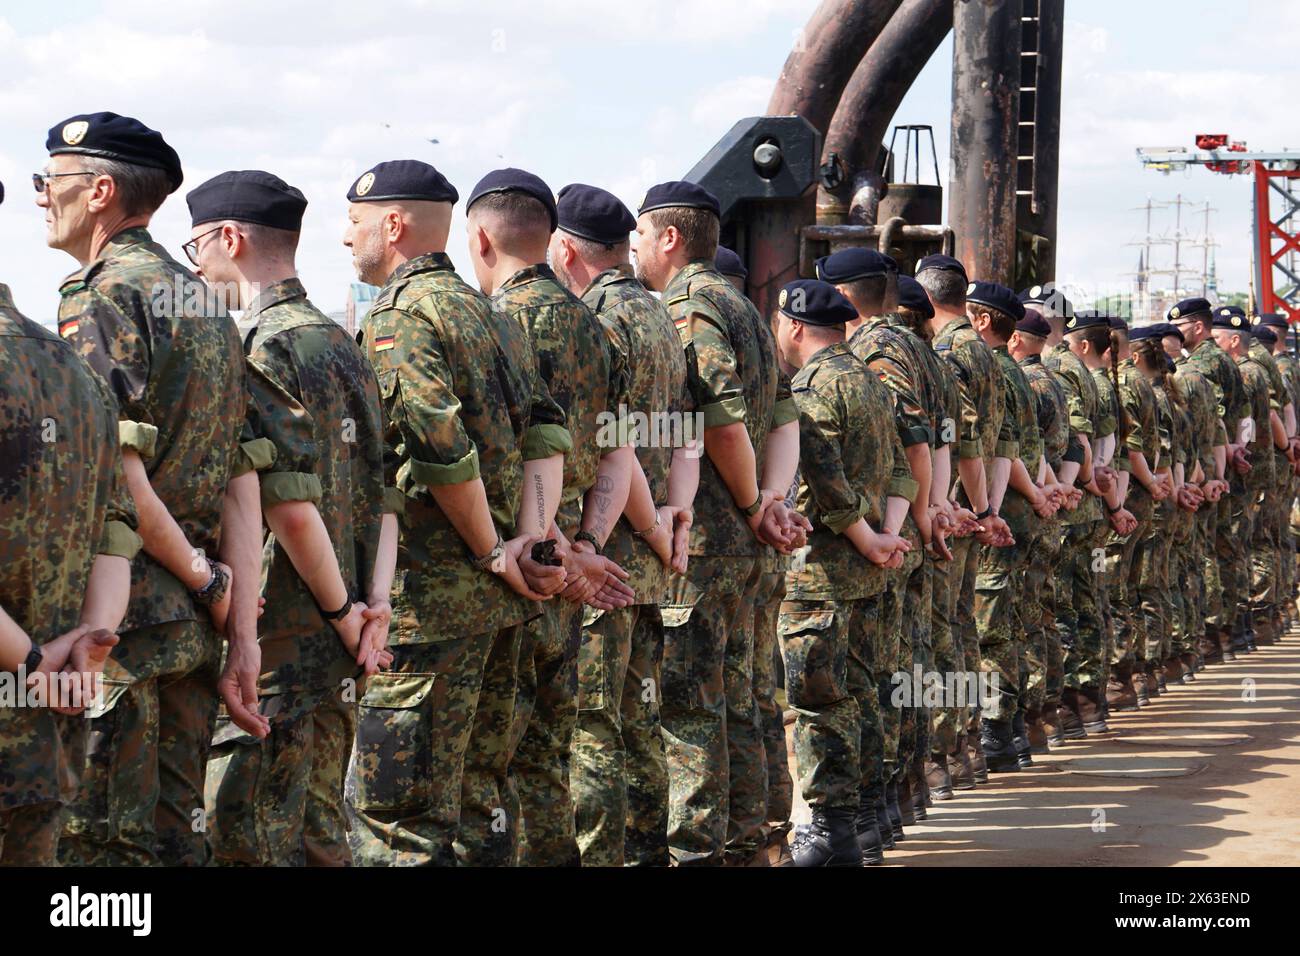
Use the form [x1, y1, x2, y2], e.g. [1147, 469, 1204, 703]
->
[788, 633, 1300, 866]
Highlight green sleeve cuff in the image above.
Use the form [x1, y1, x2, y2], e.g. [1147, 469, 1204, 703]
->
[231, 437, 277, 478]
[118, 420, 158, 459]
[522, 424, 572, 461]
[99, 519, 142, 560]
[771, 396, 799, 429]
[958, 439, 982, 459]
[995, 440, 1018, 459]
[701, 395, 748, 429]
[888, 476, 920, 502]
[261, 472, 323, 506]
[1125, 433, 1145, 453]
[1113, 457, 1131, 473]
[410, 447, 480, 487]
[383, 486, 405, 516]
[900, 424, 933, 448]
[824, 493, 870, 535]
[1068, 412, 1092, 434]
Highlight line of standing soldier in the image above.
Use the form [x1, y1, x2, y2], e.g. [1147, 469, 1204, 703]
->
[3, 109, 1296, 868]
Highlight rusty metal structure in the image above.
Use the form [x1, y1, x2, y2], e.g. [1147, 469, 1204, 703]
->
[684, 0, 1065, 320]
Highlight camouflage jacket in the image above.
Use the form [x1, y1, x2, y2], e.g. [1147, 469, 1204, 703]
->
[931, 315, 1004, 468]
[1275, 350, 1300, 413]
[848, 314, 938, 449]
[1044, 342, 1102, 523]
[1237, 353, 1276, 491]
[241, 278, 387, 694]
[992, 345, 1037, 535]
[1020, 354, 1070, 472]
[1183, 338, 1245, 448]
[1249, 341, 1286, 415]
[495, 263, 615, 535]
[1090, 366, 1120, 451]
[1, 285, 141, 811]
[362, 253, 570, 644]
[58, 227, 246, 632]
[1172, 360, 1219, 476]
[787, 342, 917, 601]
[665, 259, 795, 557]
[1118, 359, 1160, 473]
[581, 265, 689, 602]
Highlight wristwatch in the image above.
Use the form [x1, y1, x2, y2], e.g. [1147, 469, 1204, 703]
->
[574, 530, 602, 555]
[740, 493, 763, 518]
[975, 506, 993, 521]
[190, 558, 230, 607]
[472, 534, 507, 574]
[22, 643, 43, 676]
[319, 595, 353, 622]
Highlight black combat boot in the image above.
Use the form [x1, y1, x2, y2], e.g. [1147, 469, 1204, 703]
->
[968, 731, 990, 783]
[1057, 690, 1088, 740]
[897, 773, 917, 826]
[1243, 610, 1258, 652]
[885, 779, 906, 841]
[1040, 701, 1067, 748]
[792, 806, 863, 867]
[928, 753, 955, 800]
[911, 754, 931, 815]
[1077, 685, 1109, 734]
[874, 793, 895, 850]
[1011, 711, 1034, 769]
[948, 733, 976, 790]
[854, 792, 884, 866]
[980, 718, 1021, 773]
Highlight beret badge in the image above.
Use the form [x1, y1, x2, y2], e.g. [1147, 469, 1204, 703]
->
[62, 121, 89, 146]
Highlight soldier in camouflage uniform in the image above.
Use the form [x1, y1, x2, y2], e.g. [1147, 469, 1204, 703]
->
[185, 171, 390, 866]
[772, 279, 914, 866]
[916, 261, 1011, 786]
[1170, 298, 1248, 662]
[1261, 315, 1300, 626]
[1008, 309, 1073, 751]
[465, 169, 626, 866]
[631, 181, 803, 866]
[1106, 321, 1166, 707]
[967, 282, 1052, 772]
[343, 161, 571, 866]
[822, 248, 937, 838]
[37, 114, 248, 866]
[718, 245, 795, 863]
[1, 178, 141, 863]
[552, 185, 694, 867]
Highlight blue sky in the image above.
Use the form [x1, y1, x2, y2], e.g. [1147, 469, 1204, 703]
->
[2, 0, 1296, 321]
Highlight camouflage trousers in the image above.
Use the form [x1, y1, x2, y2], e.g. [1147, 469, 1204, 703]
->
[753, 565, 794, 838]
[1138, 504, 1177, 664]
[973, 533, 1033, 722]
[1059, 515, 1107, 690]
[1250, 482, 1285, 614]
[951, 535, 981, 726]
[509, 597, 583, 867]
[571, 602, 669, 867]
[1200, 501, 1224, 630]
[1211, 490, 1248, 628]
[1105, 488, 1153, 667]
[661, 555, 763, 865]
[1022, 521, 1065, 712]
[877, 566, 906, 780]
[346, 625, 509, 867]
[929, 546, 964, 755]
[1168, 506, 1201, 655]
[897, 545, 930, 778]
[206, 685, 356, 866]
[778, 594, 884, 808]
[60, 618, 220, 867]
[0, 801, 62, 866]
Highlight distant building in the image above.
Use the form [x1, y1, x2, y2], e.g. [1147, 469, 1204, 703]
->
[346, 282, 380, 336]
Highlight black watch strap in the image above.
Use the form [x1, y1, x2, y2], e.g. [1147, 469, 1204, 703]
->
[975, 506, 993, 520]
[574, 530, 602, 555]
[319, 595, 353, 621]
[23, 643, 43, 675]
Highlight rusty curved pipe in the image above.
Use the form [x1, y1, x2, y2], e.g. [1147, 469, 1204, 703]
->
[819, 0, 954, 223]
[766, 0, 904, 136]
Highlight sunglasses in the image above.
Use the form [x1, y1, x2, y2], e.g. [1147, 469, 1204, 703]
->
[32, 171, 95, 192]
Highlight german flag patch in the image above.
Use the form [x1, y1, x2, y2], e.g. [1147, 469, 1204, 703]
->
[374, 333, 396, 353]
[58, 318, 80, 338]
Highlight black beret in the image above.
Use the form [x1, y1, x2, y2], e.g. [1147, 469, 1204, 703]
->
[1212, 308, 1251, 333]
[915, 254, 967, 281]
[778, 279, 857, 327]
[555, 183, 634, 245]
[815, 248, 898, 284]
[187, 170, 306, 231]
[1168, 297, 1212, 321]
[46, 112, 183, 192]
[1253, 325, 1278, 346]
[1064, 310, 1109, 332]
[1256, 313, 1289, 330]
[1216, 304, 1246, 321]
[965, 280, 1025, 321]
[467, 167, 557, 232]
[1108, 316, 1129, 332]
[715, 246, 747, 279]
[1018, 282, 1074, 320]
[897, 275, 933, 320]
[0, 179, 4, 206]
[1128, 323, 1168, 342]
[1015, 307, 1051, 338]
[1161, 323, 1185, 343]
[347, 160, 458, 204]
[637, 181, 720, 217]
